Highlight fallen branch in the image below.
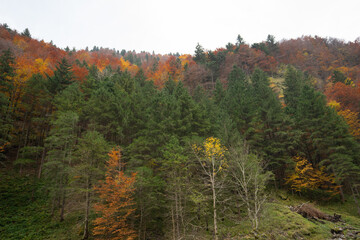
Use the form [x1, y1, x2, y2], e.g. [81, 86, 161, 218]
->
[289, 203, 342, 223]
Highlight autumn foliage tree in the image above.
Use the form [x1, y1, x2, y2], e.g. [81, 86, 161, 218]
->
[328, 100, 360, 139]
[286, 156, 339, 197]
[325, 82, 360, 113]
[93, 147, 137, 240]
[193, 137, 227, 240]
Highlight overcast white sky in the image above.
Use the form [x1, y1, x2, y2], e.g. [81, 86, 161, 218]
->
[1, 0, 359, 54]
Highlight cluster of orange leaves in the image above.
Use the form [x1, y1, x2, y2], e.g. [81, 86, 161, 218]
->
[1, 27, 142, 85]
[325, 82, 360, 113]
[143, 54, 196, 88]
[327, 100, 360, 139]
[93, 148, 137, 240]
[73, 50, 139, 78]
[0, 142, 9, 152]
[286, 156, 339, 195]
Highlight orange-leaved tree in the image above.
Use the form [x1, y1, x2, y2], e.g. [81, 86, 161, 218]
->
[328, 100, 360, 140]
[93, 147, 137, 240]
[286, 156, 340, 196]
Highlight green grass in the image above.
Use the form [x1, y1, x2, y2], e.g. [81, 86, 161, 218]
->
[260, 202, 336, 240]
[217, 190, 360, 239]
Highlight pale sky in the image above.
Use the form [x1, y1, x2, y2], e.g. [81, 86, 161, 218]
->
[1, 0, 359, 54]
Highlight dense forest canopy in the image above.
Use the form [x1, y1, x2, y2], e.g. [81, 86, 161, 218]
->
[0, 24, 360, 239]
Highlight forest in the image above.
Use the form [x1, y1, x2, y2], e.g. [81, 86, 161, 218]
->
[1, 24, 360, 239]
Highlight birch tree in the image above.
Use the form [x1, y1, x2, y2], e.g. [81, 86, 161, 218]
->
[193, 137, 227, 240]
[228, 142, 272, 230]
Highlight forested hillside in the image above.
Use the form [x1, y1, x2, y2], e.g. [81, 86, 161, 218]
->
[1, 24, 360, 239]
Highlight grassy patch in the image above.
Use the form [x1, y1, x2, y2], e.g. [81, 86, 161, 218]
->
[217, 190, 360, 239]
[260, 202, 335, 240]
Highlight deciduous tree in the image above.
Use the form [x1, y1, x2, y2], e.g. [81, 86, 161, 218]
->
[286, 156, 339, 196]
[228, 142, 272, 230]
[193, 137, 227, 240]
[93, 147, 137, 240]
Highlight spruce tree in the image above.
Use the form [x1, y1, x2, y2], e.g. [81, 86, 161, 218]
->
[222, 66, 254, 136]
[283, 66, 306, 115]
[21, 28, 31, 38]
[194, 43, 206, 64]
[44, 111, 79, 221]
[72, 130, 109, 239]
[47, 58, 74, 95]
[248, 69, 290, 182]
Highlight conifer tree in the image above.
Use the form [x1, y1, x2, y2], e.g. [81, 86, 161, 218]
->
[21, 28, 31, 38]
[223, 66, 254, 136]
[0, 49, 15, 160]
[44, 111, 79, 221]
[248, 69, 290, 182]
[283, 66, 306, 115]
[47, 58, 74, 94]
[161, 136, 189, 239]
[236, 34, 245, 46]
[73, 130, 109, 239]
[194, 43, 206, 64]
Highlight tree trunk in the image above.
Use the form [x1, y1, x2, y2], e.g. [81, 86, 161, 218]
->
[211, 179, 218, 240]
[15, 111, 28, 172]
[237, 201, 242, 221]
[37, 147, 46, 179]
[51, 194, 56, 217]
[210, 155, 218, 240]
[171, 204, 176, 240]
[339, 185, 345, 204]
[83, 178, 91, 239]
[175, 192, 180, 239]
[331, 167, 345, 203]
[351, 185, 360, 215]
[138, 203, 143, 240]
[60, 188, 66, 222]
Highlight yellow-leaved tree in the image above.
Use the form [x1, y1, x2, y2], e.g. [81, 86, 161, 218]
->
[193, 137, 227, 240]
[286, 156, 340, 197]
